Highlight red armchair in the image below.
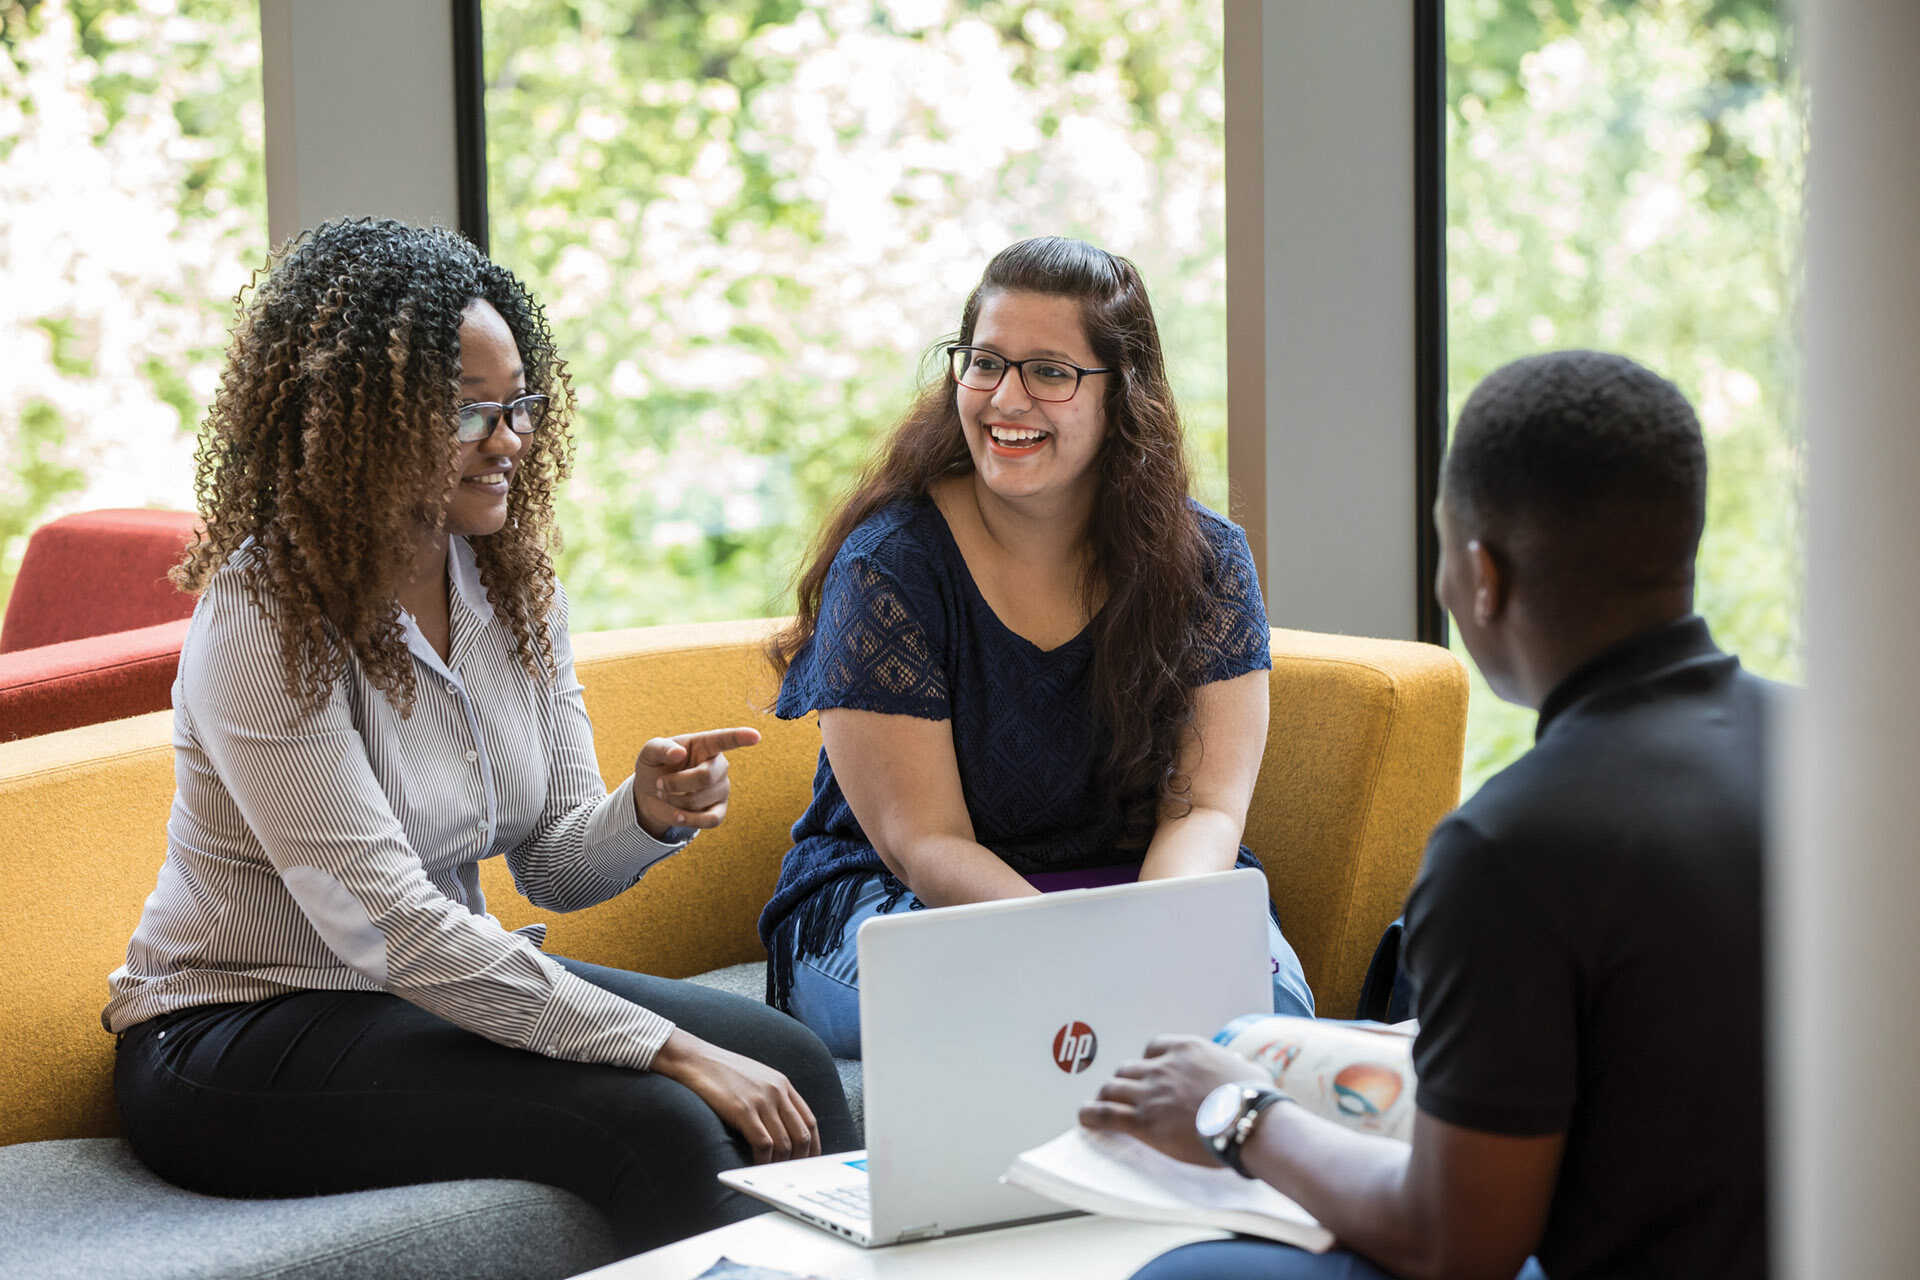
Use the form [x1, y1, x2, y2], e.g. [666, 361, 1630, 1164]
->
[0, 510, 199, 741]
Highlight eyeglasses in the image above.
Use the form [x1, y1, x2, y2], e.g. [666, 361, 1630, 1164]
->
[455, 394, 549, 443]
[946, 346, 1111, 404]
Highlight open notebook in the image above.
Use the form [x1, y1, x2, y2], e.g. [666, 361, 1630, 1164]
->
[1004, 1015, 1418, 1250]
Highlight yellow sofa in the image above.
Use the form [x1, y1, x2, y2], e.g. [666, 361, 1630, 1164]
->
[0, 618, 1464, 1274]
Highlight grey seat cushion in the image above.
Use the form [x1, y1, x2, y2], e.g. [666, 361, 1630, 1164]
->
[0, 1138, 620, 1280]
[683, 961, 864, 1140]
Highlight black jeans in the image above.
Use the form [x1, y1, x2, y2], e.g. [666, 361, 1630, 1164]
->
[114, 957, 856, 1255]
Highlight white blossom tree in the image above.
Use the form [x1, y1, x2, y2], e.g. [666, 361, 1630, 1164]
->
[0, 0, 264, 596]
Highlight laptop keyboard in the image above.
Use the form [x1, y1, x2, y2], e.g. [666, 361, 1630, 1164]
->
[798, 1183, 871, 1220]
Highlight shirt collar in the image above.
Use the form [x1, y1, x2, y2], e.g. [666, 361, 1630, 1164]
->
[396, 536, 495, 679]
[1535, 613, 1722, 740]
[447, 535, 495, 620]
[446, 536, 497, 670]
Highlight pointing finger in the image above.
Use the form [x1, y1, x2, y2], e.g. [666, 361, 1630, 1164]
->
[675, 726, 762, 764]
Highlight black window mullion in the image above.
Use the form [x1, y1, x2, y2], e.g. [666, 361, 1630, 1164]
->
[452, 0, 489, 254]
[1414, 0, 1448, 647]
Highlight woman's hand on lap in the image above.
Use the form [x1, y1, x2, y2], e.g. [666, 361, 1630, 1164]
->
[651, 1029, 821, 1163]
[633, 726, 761, 839]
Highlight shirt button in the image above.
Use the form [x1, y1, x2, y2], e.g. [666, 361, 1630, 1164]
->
[465, 750, 478, 763]
[476, 821, 487, 834]
[446, 682, 458, 695]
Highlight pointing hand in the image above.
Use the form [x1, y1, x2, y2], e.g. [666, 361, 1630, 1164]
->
[632, 726, 762, 839]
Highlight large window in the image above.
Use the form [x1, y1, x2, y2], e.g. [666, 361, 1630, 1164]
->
[482, 0, 1228, 631]
[0, 0, 264, 604]
[1445, 0, 1804, 794]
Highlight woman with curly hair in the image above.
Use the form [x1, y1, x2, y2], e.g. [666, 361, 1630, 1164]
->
[103, 218, 853, 1254]
[760, 236, 1315, 1057]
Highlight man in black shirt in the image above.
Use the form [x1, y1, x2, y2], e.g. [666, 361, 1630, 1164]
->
[1082, 350, 1772, 1279]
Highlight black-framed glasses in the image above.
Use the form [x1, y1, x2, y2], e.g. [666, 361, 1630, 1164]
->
[455, 394, 549, 443]
[946, 346, 1111, 404]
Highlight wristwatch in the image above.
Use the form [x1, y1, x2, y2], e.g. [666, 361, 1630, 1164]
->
[1195, 1081, 1289, 1177]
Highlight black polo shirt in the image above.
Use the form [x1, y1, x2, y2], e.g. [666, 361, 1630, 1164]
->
[1403, 615, 1772, 1279]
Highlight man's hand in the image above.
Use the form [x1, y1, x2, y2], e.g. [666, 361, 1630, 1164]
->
[650, 1029, 820, 1163]
[1093, 1038, 1568, 1280]
[633, 726, 761, 840]
[1079, 1034, 1268, 1166]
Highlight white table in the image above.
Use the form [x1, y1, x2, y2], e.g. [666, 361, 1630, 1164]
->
[576, 1211, 1228, 1279]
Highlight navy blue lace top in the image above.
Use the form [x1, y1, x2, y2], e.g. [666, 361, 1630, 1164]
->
[758, 497, 1274, 1005]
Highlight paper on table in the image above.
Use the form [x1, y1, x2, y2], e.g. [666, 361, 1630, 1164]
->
[691, 1257, 832, 1279]
[1003, 1127, 1335, 1253]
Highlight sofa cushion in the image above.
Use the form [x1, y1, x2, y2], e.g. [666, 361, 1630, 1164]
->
[0, 1138, 621, 1280]
[684, 960, 864, 1140]
[480, 622, 823, 985]
[0, 508, 197, 653]
[0, 617, 191, 741]
[0, 620, 1464, 1154]
[478, 622, 1467, 1019]
[0, 712, 179, 1145]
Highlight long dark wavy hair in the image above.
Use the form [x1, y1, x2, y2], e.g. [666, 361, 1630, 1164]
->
[173, 218, 574, 715]
[769, 236, 1210, 845]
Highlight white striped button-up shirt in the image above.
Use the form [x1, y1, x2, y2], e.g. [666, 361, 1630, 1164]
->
[103, 537, 684, 1070]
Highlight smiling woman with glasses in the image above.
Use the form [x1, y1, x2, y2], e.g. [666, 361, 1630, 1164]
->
[945, 345, 1110, 402]
[103, 217, 854, 1257]
[454, 392, 550, 442]
[760, 236, 1315, 1060]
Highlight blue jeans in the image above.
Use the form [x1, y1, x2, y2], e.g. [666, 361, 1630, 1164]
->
[783, 872, 1317, 1059]
[1130, 1239, 1550, 1279]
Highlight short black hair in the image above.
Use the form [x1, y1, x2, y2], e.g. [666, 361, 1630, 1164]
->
[1444, 350, 1707, 602]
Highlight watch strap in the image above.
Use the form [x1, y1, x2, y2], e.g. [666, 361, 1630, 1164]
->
[1219, 1086, 1288, 1178]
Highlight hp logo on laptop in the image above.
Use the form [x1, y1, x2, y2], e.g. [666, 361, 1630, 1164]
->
[1051, 1021, 1098, 1073]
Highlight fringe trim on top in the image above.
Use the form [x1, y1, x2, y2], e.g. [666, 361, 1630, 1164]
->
[765, 867, 924, 1011]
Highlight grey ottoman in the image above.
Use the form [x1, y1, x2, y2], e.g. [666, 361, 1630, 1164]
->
[0, 1138, 620, 1280]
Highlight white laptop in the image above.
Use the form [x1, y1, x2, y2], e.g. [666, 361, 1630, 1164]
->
[718, 867, 1274, 1246]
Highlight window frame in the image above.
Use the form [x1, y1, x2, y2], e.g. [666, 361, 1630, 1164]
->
[452, 0, 489, 253]
[446, 1, 1450, 642]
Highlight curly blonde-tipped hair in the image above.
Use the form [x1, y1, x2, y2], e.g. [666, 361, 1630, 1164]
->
[173, 218, 574, 715]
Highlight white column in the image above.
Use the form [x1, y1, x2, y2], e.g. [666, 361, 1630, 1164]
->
[1778, 0, 1920, 1274]
[259, 0, 461, 245]
[1224, 1, 1420, 640]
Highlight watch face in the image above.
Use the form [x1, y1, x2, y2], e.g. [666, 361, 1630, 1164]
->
[1195, 1082, 1246, 1139]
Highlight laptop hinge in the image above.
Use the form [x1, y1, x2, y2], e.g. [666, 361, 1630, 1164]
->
[896, 1223, 942, 1243]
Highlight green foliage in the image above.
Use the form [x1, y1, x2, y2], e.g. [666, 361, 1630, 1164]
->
[34, 317, 94, 376]
[2, 0, 1803, 784]
[0, 401, 87, 602]
[29, 0, 265, 228]
[0, 0, 265, 610]
[1445, 0, 1803, 796]
[483, 0, 1229, 628]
